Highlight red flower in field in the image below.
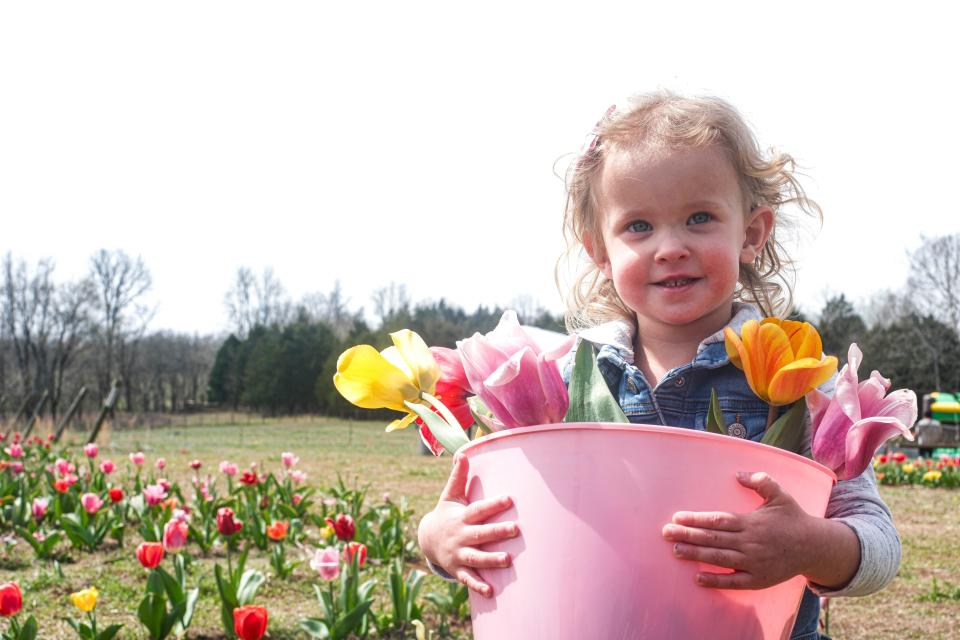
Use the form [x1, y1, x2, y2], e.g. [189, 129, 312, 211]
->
[0, 581, 22, 617]
[324, 513, 356, 541]
[266, 521, 288, 542]
[108, 487, 124, 503]
[189, 459, 202, 470]
[233, 605, 268, 640]
[892, 452, 907, 463]
[878, 454, 889, 464]
[136, 542, 164, 569]
[343, 541, 367, 567]
[416, 346, 475, 456]
[217, 507, 243, 536]
[54, 479, 70, 493]
[163, 519, 189, 553]
[239, 470, 259, 486]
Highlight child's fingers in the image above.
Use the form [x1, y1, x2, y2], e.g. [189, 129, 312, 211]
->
[736, 471, 784, 502]
[670, 511, 742, 531]
[439, 454, 470, 503]
[671, 542, 746, 570]
[463, 521, 519, 546]
[463, 495, 513, 525]
[455, 567, 494, 598]
[694, 569, 754, 590]
[662, 523, 737, 549]
[457, 546, 512, 570]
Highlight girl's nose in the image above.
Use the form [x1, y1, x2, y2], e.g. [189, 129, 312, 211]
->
[654, 231, 690, 263]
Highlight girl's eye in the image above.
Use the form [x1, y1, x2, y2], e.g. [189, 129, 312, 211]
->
[626, 220, 652, 233]
[688, 211, 712, 225]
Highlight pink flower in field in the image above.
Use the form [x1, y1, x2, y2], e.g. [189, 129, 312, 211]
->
[155, 458, 166, 471]
[189, 459, 202, 471]
[55, 458, 73, 475]
[457, 310, 574, 431]
[172, 508, 189, 523]
[322, 498, 337, 508]
[157, 478, 171, 492]
[281, 452, 299, 468]
[163, 519, 189, 553]
[33, 530, 46, 543]
[809, 344, 918, 481]
[99, 460, 116, 475]
[290, 470, 307, 484]
[32, 497, 48, 521]
[4, 444, 24, 459]
[219, 461, 238, 476]
[10, 462, 23, 475]
[292, 494, 303, 506]
[64, 473, 79, 487]
[81, 493, 103, 514]
[310, 547, 341, 581]
[144, 484, 167, 506]
[83, 443, 99, 458]
[130, 452, 145, 466]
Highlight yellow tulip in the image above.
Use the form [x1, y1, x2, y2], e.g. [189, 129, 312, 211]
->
[923, 470, 942, 482]
[334, 329, 440, 432]
[70, 586, 98, 612]
[902, 463, 915, 474]
[724, 318, 838, 406]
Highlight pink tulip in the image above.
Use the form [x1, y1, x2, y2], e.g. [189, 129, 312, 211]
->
[32, 497, 49, 521]
[144, 484, 167, 506]
[457, 310, 575, 430]
[4, 444, 24, 459]
[10, 462, 23, 475]
[281, 452, 299, 468]
[100, 460, 116, 475]
[83, 443, 99, 458]
[219, 461, 238, 476]
[290, 470, 307, 484]
[55, 458, 73, 475]
[310, 547, 341, 581]
[155, 458, 166, 471]
[163, 519, 189, 553]
[189, 459, 202, 470]
[808, 344, 918, 481]
[292, 493, 303, 506]
[81, 492, 103, 514]
[130, 452, 146, 466]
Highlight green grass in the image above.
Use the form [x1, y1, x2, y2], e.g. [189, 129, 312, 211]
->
[4, 418, 960, 638]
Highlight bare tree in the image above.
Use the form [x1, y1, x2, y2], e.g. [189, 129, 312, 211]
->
[907, 234, 960, 335]
[2, 254, 55, 397]
[89, 249, 152, 401]
[224, 266, 289, 336]
[371, 282, 409, 328]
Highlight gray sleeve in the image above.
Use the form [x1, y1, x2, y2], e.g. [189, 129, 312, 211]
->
[807, 464, 901, 598]
[426, 557, 457, 582]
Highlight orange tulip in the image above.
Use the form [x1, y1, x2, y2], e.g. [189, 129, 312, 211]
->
[266, 520, 288, 542]
[724, 318, 838, 406]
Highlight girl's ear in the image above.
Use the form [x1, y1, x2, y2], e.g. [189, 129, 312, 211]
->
[740, 205, 775, 264]
[583, 232, 612, 278]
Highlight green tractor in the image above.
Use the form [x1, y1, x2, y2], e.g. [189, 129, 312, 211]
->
[911, 391, 960, 456]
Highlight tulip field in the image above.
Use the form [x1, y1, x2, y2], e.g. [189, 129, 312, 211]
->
[1, 418, 959, 639]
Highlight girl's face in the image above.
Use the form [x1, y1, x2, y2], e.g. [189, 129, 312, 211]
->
[588, 144, 772, 342]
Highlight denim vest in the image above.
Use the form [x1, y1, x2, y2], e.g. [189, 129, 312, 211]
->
[577, 304, 822, 639]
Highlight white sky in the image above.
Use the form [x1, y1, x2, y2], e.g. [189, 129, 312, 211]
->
[2, 2, 957, 335]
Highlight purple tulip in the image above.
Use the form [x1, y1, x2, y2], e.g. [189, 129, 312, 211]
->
[808, 344, 917, 480]
[457, 311, 575, 431]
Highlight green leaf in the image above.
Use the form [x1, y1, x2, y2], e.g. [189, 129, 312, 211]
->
[760, 397, 808, 455]
[181, 588, 200, 631]
[17, 615, 38, 640]
[236, 569, 265, 605]
[95, 624, 123, 640]
[300, 618, 331, 639]
[404, 400, 469, 455]
[564, 340, 629, 423]
[705, 389, 728, 435]
[332, 600, 374, 639]
[138, 592, 166, 639]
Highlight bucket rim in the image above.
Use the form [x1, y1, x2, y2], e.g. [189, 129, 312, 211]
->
[459, 422, 837, 483]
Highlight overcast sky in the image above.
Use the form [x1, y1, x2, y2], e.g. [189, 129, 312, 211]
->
[2, 2, 957, 335]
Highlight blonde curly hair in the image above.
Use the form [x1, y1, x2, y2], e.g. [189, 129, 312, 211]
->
[558, 90, 822, 331]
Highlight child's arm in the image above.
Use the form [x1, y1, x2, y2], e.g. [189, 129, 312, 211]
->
[417, 454, 520, 597]
[662, 464, 901, 595]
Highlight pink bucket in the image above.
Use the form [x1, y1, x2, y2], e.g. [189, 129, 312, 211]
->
[461, 423, 835, 640]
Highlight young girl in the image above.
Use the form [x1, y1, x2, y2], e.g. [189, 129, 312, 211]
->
[417, 91, 900, 639]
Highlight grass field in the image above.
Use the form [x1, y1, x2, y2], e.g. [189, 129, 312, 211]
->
[3, 417, 959, 639]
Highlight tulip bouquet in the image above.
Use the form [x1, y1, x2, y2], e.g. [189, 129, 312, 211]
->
[720, 318, 917, 480]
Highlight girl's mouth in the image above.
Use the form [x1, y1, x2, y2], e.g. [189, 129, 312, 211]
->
[655, 277, 699, 289]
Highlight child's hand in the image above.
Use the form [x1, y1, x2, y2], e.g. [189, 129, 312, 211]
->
[417, 454, 519, 598]
[661, 471, 820, 590]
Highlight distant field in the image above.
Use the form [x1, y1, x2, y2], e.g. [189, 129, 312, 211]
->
[10, 418, 960, 638]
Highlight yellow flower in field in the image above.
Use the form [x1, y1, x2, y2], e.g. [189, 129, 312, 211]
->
[320, 524, 335, 541]
[70, 586, 98, 612]
[902, 463, 915, 474]
[923, 470, 942, 482]
[724, 318, 838, 406]
[334, 329, 440, 432]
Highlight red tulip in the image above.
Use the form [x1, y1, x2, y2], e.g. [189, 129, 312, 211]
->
[343, 541, 367, 567]
[239, 470, 259, 486]
[217, 507, 243, 536]
[163, 519, 189, 553]
[54, 479, 70, 493]
[108, 487, 124, 503]
[893, 452, 907, 463]
[233, 605, 268, 640]
[136, 542, 164, 569]
[416, 346, 476, 456]
[0, 581, 22, 617]
[324, 513, 355, 541]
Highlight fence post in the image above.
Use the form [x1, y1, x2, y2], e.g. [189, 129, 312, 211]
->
[54, 387, 88, 443]
[87, 379, 122, 444]
[22, 390, 50, 439]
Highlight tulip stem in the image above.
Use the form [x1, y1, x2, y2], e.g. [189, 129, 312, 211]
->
[767, 404, 778, 429]
[422, 392, 462, 430]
